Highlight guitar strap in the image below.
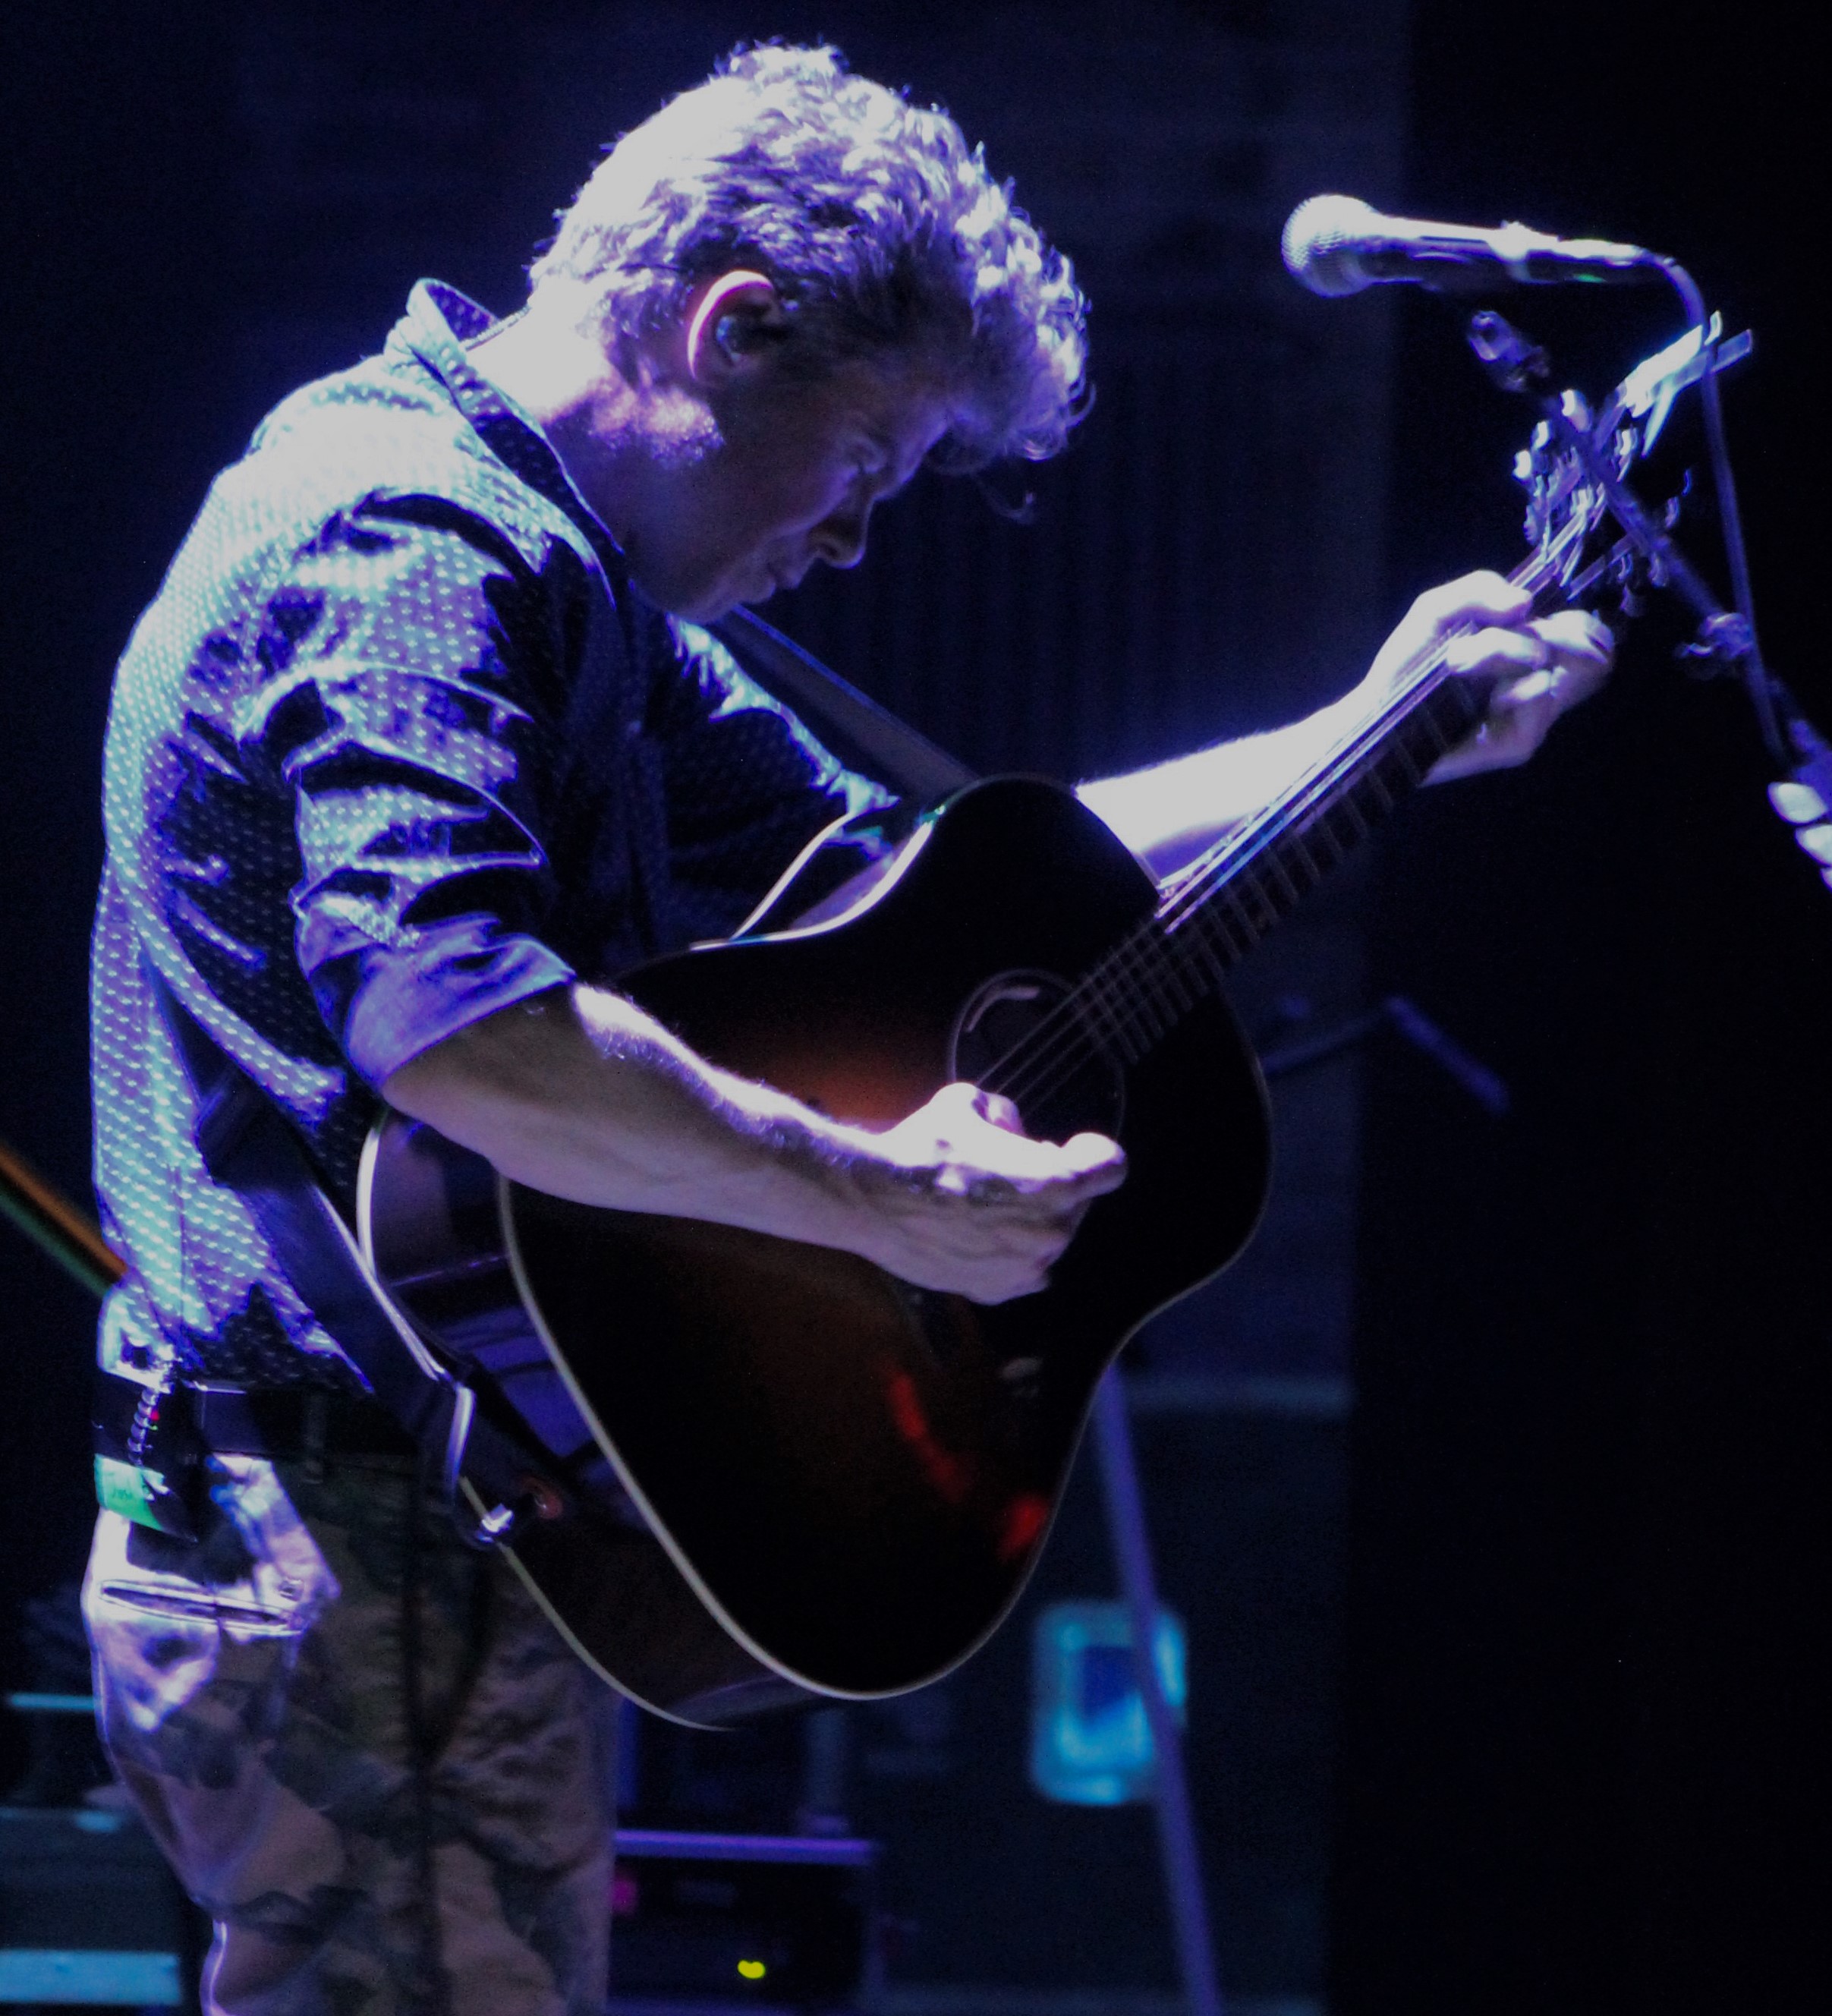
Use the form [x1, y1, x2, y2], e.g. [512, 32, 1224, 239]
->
[713, 607, 977, 799]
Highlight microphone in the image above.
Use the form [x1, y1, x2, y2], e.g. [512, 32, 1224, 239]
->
[1282, 194, 1657, 298]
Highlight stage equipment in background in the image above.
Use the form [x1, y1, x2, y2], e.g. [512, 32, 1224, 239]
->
[608, 1829, 876, 2011]
[1029, 1599, 1188, 1806]
[1287, 193, 1832, 898]
[3, 1586, 113, 1812]
[1258, 994, 1510, 1116]
[0, 1800, 200, 2011]
[1091, 1372, 1223, 2016]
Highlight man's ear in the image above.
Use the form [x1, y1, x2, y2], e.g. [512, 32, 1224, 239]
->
[685, 270, 788, 386]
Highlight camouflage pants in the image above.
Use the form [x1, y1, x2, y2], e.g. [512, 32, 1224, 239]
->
[83, 1451, 615, 2015]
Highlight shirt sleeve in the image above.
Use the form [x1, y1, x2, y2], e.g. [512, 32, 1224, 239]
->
[237, 496, 584, 1088]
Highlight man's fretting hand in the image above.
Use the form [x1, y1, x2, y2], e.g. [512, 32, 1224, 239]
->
[1364, 570, 1615, 783]
[1078, 569, 1615, 880]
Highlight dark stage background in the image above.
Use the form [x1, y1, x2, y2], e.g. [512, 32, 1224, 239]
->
[0, 4, 1823, 2012]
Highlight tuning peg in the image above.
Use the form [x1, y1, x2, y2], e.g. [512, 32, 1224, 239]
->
[1468, 310, 1550, 390]
[1770, 781, 1827, 824]
[1791, 823, 1832, 868]
[1676, 611, 1754, 673]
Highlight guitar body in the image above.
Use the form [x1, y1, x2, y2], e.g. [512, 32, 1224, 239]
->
[361, 777, 1271, 1725]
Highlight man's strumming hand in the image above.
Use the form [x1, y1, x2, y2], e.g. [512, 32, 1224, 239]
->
[836, 1080, 1125, 1304]
[384, 988, 1125, 1308]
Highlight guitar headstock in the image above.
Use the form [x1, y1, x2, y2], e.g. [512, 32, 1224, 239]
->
[1474, 303, 1830, 896]
[1492, 310, 1750, 626]
[1516, 399, 1604, 578]
[1512, 393, 1629, 614]
[1507, 318, 1749, 616]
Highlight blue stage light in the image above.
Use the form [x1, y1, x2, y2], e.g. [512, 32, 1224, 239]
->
[1029, 1600, 1187, 1806]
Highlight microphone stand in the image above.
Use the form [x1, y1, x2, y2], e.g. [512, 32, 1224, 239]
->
[1092, 1369, 1227, 2016]
[1462, 295, 1832, 882]
[1651, 262, 1784, 761]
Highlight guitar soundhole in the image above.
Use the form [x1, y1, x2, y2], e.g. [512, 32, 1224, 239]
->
[949, 970, 1126, 1145]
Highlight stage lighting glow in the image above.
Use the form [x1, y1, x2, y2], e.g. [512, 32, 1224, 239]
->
[1030, 1600, 1186, 1806]
[737, 1958, 767, 1980]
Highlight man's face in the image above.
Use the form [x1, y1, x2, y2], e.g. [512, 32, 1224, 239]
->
[619, 356, 955, 622]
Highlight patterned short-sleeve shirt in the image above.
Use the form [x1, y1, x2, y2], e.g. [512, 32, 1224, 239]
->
[93, 280, 889, 1392]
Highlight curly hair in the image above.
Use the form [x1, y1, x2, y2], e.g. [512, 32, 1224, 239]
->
[529, 43, 1088, 468]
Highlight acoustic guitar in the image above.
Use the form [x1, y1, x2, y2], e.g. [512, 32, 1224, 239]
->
[359, 337, 1641, 1728]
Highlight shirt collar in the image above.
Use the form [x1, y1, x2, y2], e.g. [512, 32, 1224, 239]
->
[391, 279, 626, 566]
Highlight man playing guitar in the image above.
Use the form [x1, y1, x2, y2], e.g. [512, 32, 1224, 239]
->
[83, 43, 1608, 2014]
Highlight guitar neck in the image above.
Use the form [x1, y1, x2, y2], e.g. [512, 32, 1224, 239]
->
[1006, 553, 1560, 1082]
[1160, 646, 1485, 974]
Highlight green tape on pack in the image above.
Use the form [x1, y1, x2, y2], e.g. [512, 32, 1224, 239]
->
[93, 1454, 196, 1539]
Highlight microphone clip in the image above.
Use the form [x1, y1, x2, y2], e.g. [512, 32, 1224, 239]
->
[1465, 310, 1552, 394]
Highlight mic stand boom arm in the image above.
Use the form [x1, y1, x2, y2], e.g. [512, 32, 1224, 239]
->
[1467, 304, 1832, 889]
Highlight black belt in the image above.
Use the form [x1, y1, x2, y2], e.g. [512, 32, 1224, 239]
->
[96, 1366, 418, 1472]
[187, 1382, 419, 1463]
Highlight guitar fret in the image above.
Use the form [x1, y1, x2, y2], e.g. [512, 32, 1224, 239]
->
[1232, 873, 1275, 941]
[1298, 825, 1337, 877]
[1384, 736, 1426, 788]
[1169, 905, 1241, 984]
[1154, 937, 1199, 1018]
[1261, 849, 1306, 909]
[1328, 797, 1370, 843]
[1207, 905, 1251, 963]
[1006, 584, 1545, 1107]
[1180, 912, 1234, 987]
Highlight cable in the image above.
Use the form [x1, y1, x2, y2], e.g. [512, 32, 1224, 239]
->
[402, 1438, 449, 2013]
[1656, 258, 1786, 763]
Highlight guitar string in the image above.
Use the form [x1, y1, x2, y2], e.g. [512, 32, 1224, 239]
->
[1010, 740, 1362, 1075]
[974, 611, 1518, 1120]
[999, 717, 1459, 1120]
[1031, 713, 1459, 1109]
[983, 547, 1563, 1117]
[984, 693, 1451, 1114]
[985, 736, 1406, 1105]
[984, 520, 1575, 1111]
[988, 685, 1453, 1106]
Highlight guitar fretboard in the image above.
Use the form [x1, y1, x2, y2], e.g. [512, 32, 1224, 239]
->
[982, 556, 1557, 1114]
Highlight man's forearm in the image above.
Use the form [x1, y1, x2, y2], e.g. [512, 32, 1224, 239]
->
[1078, 578, 1615, 880]
[380, 983, 1127, 1304]
[384, 984, 864, 1240]
[1078, 679, 1376, 880]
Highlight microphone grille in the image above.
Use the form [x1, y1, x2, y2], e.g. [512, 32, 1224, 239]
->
[1281, 194, 1377, 297]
